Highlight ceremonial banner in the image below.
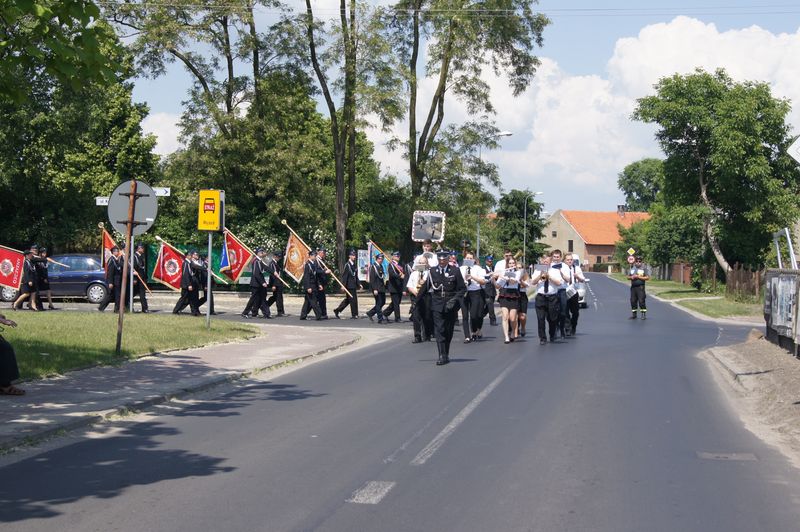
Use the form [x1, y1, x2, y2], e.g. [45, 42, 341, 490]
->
[283, 232, 309, 282]
[357, 249, 369, 281]
[220, 230, 254, 282]
[152, 243, 185, 291]
[367, 241, 389, 279]
[102, 229, 117, 271]
[0, 245, 24, 291]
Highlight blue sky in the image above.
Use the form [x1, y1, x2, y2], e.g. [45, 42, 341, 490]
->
[132, 1, 800, 214]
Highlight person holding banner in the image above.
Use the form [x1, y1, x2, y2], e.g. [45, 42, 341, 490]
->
[334, 249, 360, 319]
[315, 248, 332, 319]
[133, 243, 149, 313]
[173, 250, 203, 316]
[300, 250, 323, 320]
[366, 253, 387, 323]
[266, 250, 286, 316]
[242, 248, 269, 319]
[416, 250, 466, 365]
[12, 247, 41, 312]
[98, 246, 126, 313]
[382, 251, 406, 322]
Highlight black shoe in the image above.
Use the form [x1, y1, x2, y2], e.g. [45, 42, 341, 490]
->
[333, 310, 340, 319]
[641, 314, 647, 320]
[350, 315, 359, 319]
[240, 313, 250, 319]
[463, 337, 471, 344]
[277, 312, 287, 317]
[436, 356, 447, 366]
[504, 339, 510, 344]
[367, 314, 374, 322]
[395, 318, 403, 323]
[520, 331, 526, 337]
[629, 314, 638, 320]
[299, 316, 307, 321]
[412, 338, 423, 344]
[320, 316, 329, 320]
[540, 338, 547, 345]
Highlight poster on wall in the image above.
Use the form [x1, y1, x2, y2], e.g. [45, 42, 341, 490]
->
[411, 211, 446, 243]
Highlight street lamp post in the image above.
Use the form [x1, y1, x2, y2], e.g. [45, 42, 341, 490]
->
[523, 191, 543, 269]
[476, 131, 513, 258]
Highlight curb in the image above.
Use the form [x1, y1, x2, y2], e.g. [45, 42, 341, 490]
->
[0, 334, 361, 454]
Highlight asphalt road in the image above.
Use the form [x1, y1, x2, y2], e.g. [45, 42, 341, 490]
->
[3, 274, 800, 531]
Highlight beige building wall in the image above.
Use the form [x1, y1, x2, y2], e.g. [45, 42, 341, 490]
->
[539, 211, 588, 263]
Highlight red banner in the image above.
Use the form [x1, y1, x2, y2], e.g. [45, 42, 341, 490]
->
[283, 232, 310, 282]
[152, 243, 185, 292]
[102, 229, 117, 272]
[0, 245, 24, 291]
[221, 230, 254, 283]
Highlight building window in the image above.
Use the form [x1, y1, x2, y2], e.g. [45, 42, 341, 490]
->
[596, 256, 602, 264]
[551, 230, 557, 238]
[568, 240, 573, 252]
[607, 256, 613, 262]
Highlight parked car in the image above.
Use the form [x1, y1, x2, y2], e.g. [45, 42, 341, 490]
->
[0, 254, 108, 304]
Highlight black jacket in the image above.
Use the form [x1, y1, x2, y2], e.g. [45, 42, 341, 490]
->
[387, 261, 405, 294]
[250, 259, 267, 288]
[369, 263, 386, 293]
[341, 260, 360, 290]
[418, 265, 466, 311]
[302, 260, 318, 291]
[106, 256, 124, 286]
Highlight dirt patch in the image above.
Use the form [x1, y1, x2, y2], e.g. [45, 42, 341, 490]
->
[702, 332, 800, 468]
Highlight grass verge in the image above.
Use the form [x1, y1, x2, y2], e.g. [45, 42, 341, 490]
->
[1, 312, 260, 380]
[676, 298, 763, 319]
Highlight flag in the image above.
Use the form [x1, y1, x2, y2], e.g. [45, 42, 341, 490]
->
[368, 240, 389, 279]
[0, 245, 24, 291]
[220, 229, 254, 282]
[102, 229, 117, 272]
[283, 232, 310, 282]
[152, 242, 185, 291]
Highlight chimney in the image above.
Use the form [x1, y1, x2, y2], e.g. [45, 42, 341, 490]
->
[617, 204, 627, 218]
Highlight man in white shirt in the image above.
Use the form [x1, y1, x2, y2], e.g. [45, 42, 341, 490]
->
[564, 253, 586, 336]
[493, 248, 513, 274]
[407, 255, 432, 343]
[549, 249, 571, 339]
[531, 252, 563, 344]
[460, 251, 487, 342]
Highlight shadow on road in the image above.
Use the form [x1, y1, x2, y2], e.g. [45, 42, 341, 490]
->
[172, 382, 329, 418]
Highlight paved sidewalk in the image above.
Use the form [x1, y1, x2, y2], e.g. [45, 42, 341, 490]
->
[0, 323, 405, 452]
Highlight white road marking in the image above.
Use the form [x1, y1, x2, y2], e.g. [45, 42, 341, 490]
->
[346, 481, 396, 504]
[410, 358, 522, 466]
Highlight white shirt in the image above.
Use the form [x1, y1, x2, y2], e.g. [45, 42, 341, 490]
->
[406, 269, 428, 294]
[421, 251, 438, 268]
[566, 263, 584, 286]
[549, 262, 570, 291]
[495, 268, 522, 290]
[533, 269, 560, 296]
[460, 264, 485, 291]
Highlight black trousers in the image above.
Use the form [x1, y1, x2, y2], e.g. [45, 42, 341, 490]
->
[301, 290, 322, 319]
[266, 285, 284, 314]
[483, 290, 496, 323]
[99, 282, 127, 312]
[334, 290, 359, 317]
[0, 335, 20, 387]
[566, 293, 580, 333]
[173, 287, 199, 315]
[198, 288, 214, 314]
[535, 293, 559, 341]
[316, 288, 328, 317]
[432, 297, 458, 355]
[134, 280, 148, 312]
[631, 285, 647, 311]
[383, 292, 403, 320]
[556, 289, 568, 333]
[412, 294, 433, 340]
[367, 292, 386, 320]
[465, 290, 485, 334]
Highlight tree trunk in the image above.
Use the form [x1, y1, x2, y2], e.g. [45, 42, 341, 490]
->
[704, 217, 732, 275]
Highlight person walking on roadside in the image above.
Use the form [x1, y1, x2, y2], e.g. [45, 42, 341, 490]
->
[564, 253, 585, 335]
[300, 250, 322, 320]
[366, 253, 387, 323]
[334, 249, 360, 319]
[533, 254, 563, 344]
[628, 255, 651, 320]
[417, 250, 466, 365]
[482, 255, 497, 326]
[550, 249, 570, 338]
[99, 246, 126, 312]
[36, 247, 56, 310]
[266, 251, 287, 316]
[460, 251, 487, 342]
[172, 250, 202, 316]
[12, 247, 40, 311]
[407, 254, 431, 343]
[495, 256, 522, 344]
[133, 243, 149, 313]
[242, 248, 269, 319]
[382, 251, 406, 322]
[315, 248, 331, 319]
[0, 313, 24, 396]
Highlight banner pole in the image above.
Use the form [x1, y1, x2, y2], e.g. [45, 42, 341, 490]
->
[129, 233, 135, 311]
[116, 180, 137, 357]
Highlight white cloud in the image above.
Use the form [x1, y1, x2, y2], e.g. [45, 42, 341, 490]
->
[141, 112, 183, 156]
[365, 16, 800, 212]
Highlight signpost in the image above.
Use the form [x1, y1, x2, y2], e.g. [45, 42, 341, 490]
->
[107, 180, 159, 356]
[198, 190, 225, 328]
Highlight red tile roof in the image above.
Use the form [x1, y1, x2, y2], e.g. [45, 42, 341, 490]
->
[560, 210, 650, 245]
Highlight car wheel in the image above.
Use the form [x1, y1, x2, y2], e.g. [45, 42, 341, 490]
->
[1, 286, 18, 302]
[86, 283, 107, 304]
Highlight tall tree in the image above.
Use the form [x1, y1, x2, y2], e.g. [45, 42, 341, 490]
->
[386, 1, 549, 201]
[494, 189, 546, 265]
[617, 158, 664, 212]
[633, 68, 800, 272]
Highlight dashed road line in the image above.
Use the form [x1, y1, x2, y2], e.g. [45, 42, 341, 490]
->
[346, 481, 396, 504]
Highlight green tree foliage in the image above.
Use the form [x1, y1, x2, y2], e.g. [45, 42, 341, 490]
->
[615, 220, 650, 265]
[633, 68, 800, 272]
[1, 1, 122, 101]
[494, 189, 546, 265]
[617, 158, 664, 212]
[0, 66, 157, 250]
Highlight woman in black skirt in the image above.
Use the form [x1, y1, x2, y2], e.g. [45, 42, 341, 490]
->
[494, 257, 522, 344]
[0, 313, 24, 395]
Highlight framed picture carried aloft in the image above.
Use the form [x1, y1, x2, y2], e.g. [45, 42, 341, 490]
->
[411, 211, 446, 243]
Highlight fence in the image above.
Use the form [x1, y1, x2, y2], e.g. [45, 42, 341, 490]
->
[726, 263, 762, 300]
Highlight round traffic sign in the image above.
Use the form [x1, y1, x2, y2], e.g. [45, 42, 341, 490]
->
[108, 180, 159, 236]
[627, 255, 636, 264]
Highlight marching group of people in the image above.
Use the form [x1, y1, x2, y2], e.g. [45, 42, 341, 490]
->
[10, 244, 56, 312]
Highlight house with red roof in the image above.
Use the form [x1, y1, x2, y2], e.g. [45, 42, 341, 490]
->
[540, 209, 650, 266]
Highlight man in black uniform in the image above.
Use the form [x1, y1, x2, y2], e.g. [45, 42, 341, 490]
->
[483, 255, 497, 326]
[242, 248, 268, 318]
[334, 249, 360, 319]
[173, 250, 202, 316]
[300, 249, 323, 320]
[36, 247, 56, 310]
[417, 250, 466, 365]
[365, 253, 387, 323]
[628, 255, 651, 320]
[382, 251, 405, 322]
[12, 248, 40, 311]
[266, 250, 286, 316]
[132, 243, 149, 313]
[196, 254, 216, 315]
[99, 246, 125, 312]
[315, 247, 331, 319]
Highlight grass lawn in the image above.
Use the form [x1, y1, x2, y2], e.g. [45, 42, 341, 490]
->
[1, 312, 260, 380]
[676, 298, 763, 319]
[609, 273, 720, 299]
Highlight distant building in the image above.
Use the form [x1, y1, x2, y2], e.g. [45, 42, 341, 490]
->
[540, 208, 650, 265]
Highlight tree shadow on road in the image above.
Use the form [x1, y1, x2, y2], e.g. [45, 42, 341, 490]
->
[0, 421, 235, 523]
[170, 382, 328, 418]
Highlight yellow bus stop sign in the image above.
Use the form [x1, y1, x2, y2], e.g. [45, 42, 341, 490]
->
[198, 190, 224, 231]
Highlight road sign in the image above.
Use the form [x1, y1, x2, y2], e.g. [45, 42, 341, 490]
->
[153, 187, 171, 197]
[96, 196, 109, 206]
[627, 255, 636, 264]
[627, 247, 636, 256]
[107, 180, 159, 236]
[788, 137, 800, 165]
[198, 189, 224, 231]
